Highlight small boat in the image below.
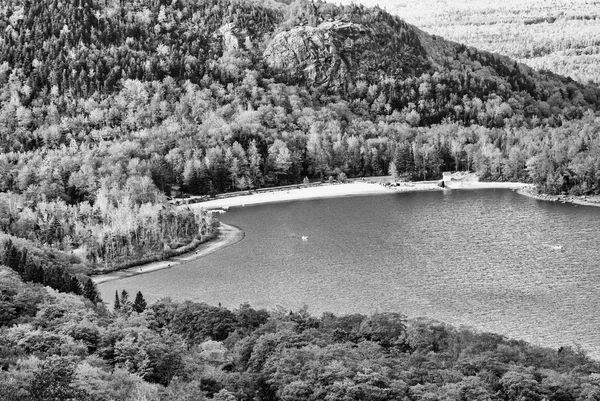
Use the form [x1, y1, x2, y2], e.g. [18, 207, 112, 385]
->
[301, 236, 308, 241]
[543, 244, 565, 251]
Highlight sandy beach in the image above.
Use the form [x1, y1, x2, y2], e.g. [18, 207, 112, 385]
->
[189, 181, 439, 210]
[188, 176, 533, 211]
[91, 223, 244, 284]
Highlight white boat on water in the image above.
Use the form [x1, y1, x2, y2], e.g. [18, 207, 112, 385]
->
[543, 244, 564, 251]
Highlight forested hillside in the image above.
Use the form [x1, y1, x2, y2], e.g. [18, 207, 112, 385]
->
[0, 0, 599, 206]
[2, 265, 600, 401]
[335, 0, 600, 85]
[0, 0, 598, 301]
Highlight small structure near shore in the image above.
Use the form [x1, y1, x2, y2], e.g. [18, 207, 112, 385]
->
[442, 171, 454, 187]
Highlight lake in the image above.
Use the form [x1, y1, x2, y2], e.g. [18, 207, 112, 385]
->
[98, 189, 600, 358]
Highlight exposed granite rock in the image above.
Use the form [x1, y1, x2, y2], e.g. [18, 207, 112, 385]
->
[263, 14, 432, 92]
[264, 21, 370, 91]
[216, 23, 253, 52]
[218, 23, 240, 51]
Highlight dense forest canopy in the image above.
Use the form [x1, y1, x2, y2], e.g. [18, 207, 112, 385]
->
[0, 0, 598, 207]
[2, 265, 600, 400]
[1, 0, 600, 398]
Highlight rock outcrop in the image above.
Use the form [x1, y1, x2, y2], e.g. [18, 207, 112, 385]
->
[216, 23, 253, 52]
[264, 18, 429, 92]
[264, 21, 368, 91]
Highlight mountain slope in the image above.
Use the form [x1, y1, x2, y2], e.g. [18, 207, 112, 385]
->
[0, 0, 598, 208]
[261, 2, 598, 125]
[0, 0, 596, 129]
[334, 0, 600, 85]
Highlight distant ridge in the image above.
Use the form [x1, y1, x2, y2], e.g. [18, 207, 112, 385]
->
[259, 1, 598, 125]
[333, 0, 600, 85]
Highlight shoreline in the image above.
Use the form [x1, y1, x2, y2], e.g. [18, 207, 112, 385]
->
[189, 180, 443, 210]
[188, 182, 395, 210]
[517, 186, 600, 208]
[91, 223, 244, 284]
[92, 177, 534, 284]
[93, 178, 599, 360]
[445, 181, 532, 190]
[187, 179, 534, 210]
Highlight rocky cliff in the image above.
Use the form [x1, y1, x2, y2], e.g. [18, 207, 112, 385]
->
[259, 2, 583, 112]
[263, 11, 431, 92]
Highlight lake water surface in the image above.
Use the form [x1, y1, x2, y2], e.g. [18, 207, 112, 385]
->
[98, 189, 600, 358]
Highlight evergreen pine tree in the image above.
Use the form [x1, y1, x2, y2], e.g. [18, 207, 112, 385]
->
[120, 289, 129, 305]
[45, 267, 69, 292]
[8, 245, 20, 271]
[24, 263, 44, 284]
[70, 275, 83, 295]
[2, 239, 13, 265]
[114, 290, 121, 310]
[132, 291, 147, 313]
[58, 271, 71, 293]
[16, 248, 28, 275]
[83, 279, 101, 304]
[22, 262, 34, 282]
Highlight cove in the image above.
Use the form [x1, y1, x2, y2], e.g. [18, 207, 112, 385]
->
[98, 189, 600, 358]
